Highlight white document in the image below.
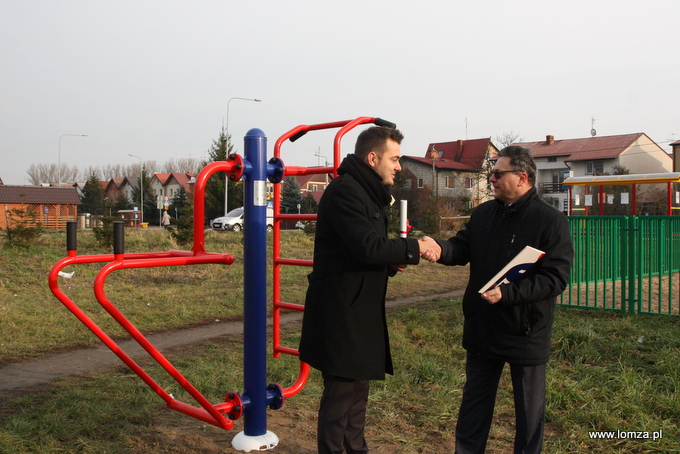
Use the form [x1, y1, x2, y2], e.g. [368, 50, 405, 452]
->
[478, 245, 545, 293]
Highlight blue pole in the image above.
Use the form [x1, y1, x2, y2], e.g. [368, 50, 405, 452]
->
[242, 128, 268, 436]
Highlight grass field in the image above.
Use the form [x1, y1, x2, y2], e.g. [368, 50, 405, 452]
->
[0, 228, 678, 453]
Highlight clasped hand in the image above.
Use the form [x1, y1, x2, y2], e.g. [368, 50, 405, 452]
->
[419, 236, 441, 262]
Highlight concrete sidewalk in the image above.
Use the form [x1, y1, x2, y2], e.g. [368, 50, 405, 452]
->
[0, 291, 463, 391]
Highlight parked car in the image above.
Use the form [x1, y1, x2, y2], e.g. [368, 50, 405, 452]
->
[210, 207, 274, 232]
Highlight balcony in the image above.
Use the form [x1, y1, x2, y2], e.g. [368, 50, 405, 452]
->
[539, 182, 568, 194]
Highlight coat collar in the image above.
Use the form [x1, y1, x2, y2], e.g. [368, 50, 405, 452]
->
[338, 154, 392, 207]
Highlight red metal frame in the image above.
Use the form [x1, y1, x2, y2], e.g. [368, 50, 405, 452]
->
[48, 156, 247, 430]
[48, 118, 394, 430]
[271, 117, 386, 398]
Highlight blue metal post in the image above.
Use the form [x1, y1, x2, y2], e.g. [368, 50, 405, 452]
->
[242, 128, 269, 436]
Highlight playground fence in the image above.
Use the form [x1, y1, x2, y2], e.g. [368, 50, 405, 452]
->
[560, 215, 680, 316]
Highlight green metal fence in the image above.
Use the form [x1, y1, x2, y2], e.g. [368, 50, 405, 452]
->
[560, 216, 680, 316]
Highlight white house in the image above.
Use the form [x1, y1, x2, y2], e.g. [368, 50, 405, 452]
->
[515, 133, 673, 213]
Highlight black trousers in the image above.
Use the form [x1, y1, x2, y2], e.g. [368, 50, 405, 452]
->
[455, 354, 547, 454]
[317, 373, 370, 454]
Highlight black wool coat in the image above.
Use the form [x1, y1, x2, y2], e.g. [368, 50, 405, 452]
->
[437, 187, 574, 365]
[299, 154, 420, 380]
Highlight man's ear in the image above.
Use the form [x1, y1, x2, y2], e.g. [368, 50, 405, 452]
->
[518, 171, 529, 186]
[366, 151, 378, 168]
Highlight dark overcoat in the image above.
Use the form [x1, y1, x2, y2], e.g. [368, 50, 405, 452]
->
[299, 154, 420, 380]
[437, 187, 574, 365]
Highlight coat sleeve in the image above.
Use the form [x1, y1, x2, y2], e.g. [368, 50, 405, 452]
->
[436, 222, 472, 266]
[323, 180, 420, 266]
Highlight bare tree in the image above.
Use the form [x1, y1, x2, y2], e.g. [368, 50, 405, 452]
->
[81, 166, 104, 181]
[26, 163, 79, 185]
[24, 157, 196, 186]
[161, 157, 201, 174]
[495, 130, 524, 149]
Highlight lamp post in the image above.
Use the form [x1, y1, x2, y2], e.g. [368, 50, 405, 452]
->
[128, 154, 143, 225]
[58, 133, 87, 187]
[225, 97, 261, 215]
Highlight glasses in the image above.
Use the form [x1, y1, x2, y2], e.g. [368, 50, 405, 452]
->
[490, 169, 520, 179]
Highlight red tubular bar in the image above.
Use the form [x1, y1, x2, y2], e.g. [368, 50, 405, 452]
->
[271, 117, 383, 399]
[49, 249, 238, 430]
[283, 362, 310, 399]
[92, 253, 236, 429]
[191, 156, 244, 254]
[47, 157, 248, 430]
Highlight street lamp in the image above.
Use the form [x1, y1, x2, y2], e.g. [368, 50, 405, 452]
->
[58, 133, 87, 187]
[225, 97, 261, 215]
[128, 154, 143, 225]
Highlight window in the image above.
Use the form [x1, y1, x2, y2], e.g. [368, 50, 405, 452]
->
[417, 178, 424, 188]
[548, 157, 557, 162]
[311, 184, 318, 192]
[445, 176, 455, 189]
[465, 177, 474, 189]
[586, 161, 604, 175]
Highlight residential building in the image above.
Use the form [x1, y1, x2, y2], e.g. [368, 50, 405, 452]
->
[105, 178, 125, 201]
[294, 169, 330, 204]
[400, 138, 499, 208]
[150, 173, 170, 201]
[150, 172, 195, 201]
[516, 133, 673, 213]
[672, 140, 680, 172]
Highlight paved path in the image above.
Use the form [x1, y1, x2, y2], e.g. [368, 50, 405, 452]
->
[0, 291, 463, 392]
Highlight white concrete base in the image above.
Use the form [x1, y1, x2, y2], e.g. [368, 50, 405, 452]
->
[231, 430, 279, 452]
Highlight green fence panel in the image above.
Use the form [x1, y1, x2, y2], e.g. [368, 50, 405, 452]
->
[559, 216, 680, 316]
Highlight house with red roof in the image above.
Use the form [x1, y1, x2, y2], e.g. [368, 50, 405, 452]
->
[515, 133, 673, 213]
[149, 173, 171, 201]
[105, 178, 125, 201]
[294, 169, 330, 204]
[400, 137, 499, 210]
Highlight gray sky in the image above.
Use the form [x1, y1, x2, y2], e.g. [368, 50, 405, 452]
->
[2, 0, 678, 185]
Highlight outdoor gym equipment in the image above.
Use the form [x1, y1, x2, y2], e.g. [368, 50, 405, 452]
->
[49, 116, 396, 451]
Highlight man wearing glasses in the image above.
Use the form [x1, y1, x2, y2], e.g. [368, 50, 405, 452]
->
[421, 146, 573, 453]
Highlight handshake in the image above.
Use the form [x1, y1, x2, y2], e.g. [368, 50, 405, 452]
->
[418, 236, 441, 263]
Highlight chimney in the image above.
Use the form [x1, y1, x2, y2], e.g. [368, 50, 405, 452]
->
[455, 140, 464, 162]
[546, 135, 554, 145]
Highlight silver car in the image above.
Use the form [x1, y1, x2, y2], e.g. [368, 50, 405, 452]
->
[210, 207, 274, 232]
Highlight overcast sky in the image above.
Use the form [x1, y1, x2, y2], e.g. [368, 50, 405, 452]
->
[2, 0, 678, 185]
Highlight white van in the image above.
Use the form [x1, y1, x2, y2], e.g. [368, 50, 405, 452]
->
[210, 207, 274, 232]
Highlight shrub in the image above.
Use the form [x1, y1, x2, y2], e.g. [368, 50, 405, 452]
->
[0, 207, 43, 248]
[92, 216, 120, 249]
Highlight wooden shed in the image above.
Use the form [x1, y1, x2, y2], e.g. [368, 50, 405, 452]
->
[0, 186, 81, 230]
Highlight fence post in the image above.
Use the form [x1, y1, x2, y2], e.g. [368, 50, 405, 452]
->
[626, 216, 638, 314]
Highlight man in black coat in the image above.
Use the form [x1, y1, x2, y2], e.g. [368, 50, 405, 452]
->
[299, 126, 438, 454]
[421, 146, 573, 454]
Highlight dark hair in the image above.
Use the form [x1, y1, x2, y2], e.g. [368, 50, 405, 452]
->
[354, 126, 403, 160]
[498, 145, 536, 185]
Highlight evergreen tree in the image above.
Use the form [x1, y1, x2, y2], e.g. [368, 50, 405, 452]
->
[171, 186, 190, 212]
[113, 191, 133, 214]
[281, 176, 302, 214]
[169, 197, 194, 246]
[300, 192, 318, 214]
[80, 175, 107, 215]
[203, 127, 243, 222]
